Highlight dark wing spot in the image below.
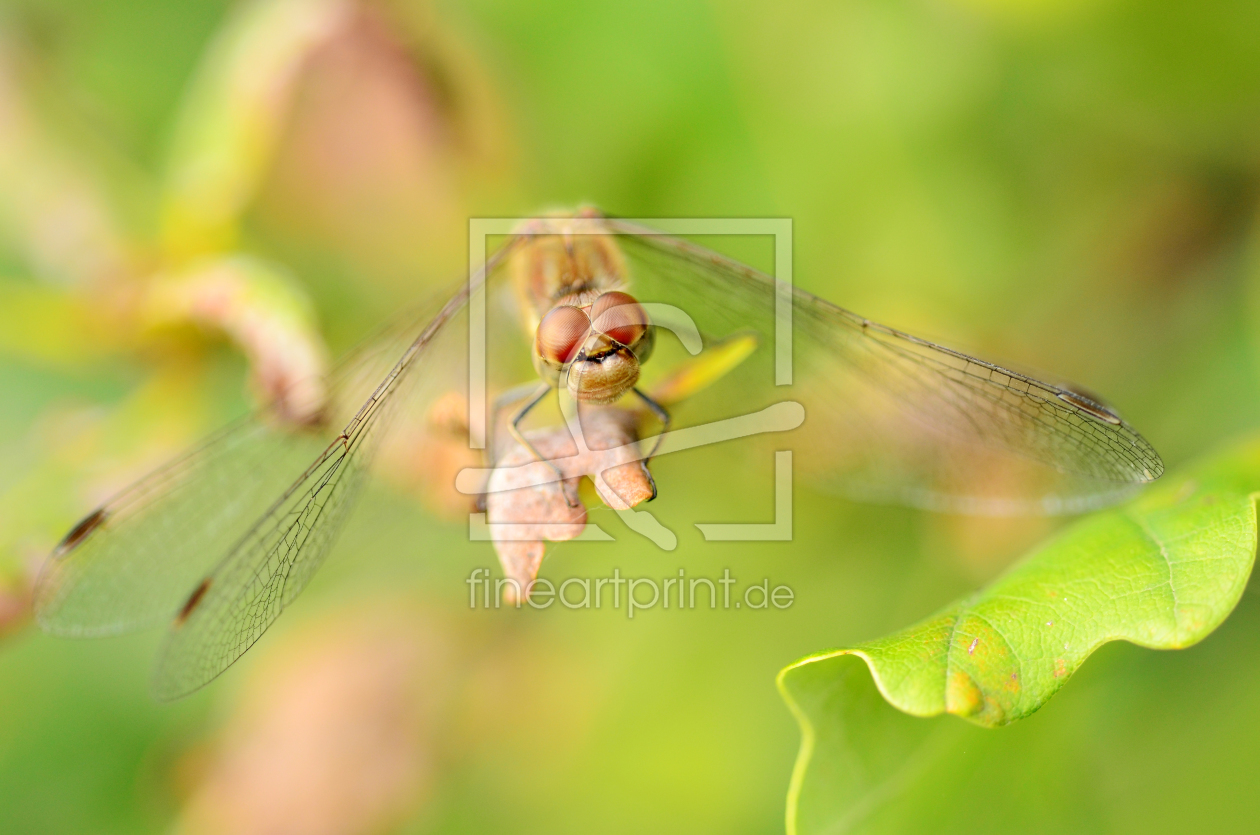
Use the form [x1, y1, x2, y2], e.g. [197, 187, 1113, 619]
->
[1057, 390, 1122, 425]
[55, 509, 107, 557]
[176, 578, 213, 627]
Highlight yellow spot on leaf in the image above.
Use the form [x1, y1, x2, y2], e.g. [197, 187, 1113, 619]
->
[945, 669, 984, 716]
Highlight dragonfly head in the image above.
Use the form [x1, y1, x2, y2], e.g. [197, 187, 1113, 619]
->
[533, 291, 655, 404]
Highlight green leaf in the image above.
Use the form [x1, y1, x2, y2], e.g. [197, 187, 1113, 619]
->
[779, 436, 1260, 834]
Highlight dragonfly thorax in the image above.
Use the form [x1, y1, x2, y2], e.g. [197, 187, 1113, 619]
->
[509, 210, 629, 327]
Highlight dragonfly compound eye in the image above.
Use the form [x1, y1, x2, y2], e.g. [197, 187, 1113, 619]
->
[535, 304, 591, 365]
[589, 291, 649, 348]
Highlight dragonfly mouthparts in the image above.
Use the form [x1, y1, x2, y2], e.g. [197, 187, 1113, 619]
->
[577, 346, 619, 364]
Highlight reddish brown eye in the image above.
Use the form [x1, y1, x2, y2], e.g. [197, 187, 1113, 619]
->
[590, 291, 648, 347]
[536, 305, 590, 364]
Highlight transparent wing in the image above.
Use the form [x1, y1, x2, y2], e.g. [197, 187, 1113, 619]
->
[602, 218, 1163, 514]
[149, 280, 479, 700]
[35, 245, 511, 697]
[35, 285, 462, 635]
[34, 416, 327, 638]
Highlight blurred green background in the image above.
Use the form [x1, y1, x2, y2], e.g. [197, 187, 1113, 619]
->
[2, 0, 1260, 832]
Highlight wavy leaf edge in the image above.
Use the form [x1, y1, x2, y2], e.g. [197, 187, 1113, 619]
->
[778, 437, 1260, 834]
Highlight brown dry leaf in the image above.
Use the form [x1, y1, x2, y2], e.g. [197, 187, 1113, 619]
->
[256, 2, 514, 279]
[141, 256, 329, 424]
[487, 406, 654, 601]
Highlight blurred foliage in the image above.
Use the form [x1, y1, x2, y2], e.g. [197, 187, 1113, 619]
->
[2, 0, 1260, 833]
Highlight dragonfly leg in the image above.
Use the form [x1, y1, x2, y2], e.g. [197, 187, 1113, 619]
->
[488, 383, 549, 469]
[506, 382, 578, 508]
[633, 388, 671, 501]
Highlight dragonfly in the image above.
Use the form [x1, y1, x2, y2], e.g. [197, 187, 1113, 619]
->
[34, 207, 1164, 700]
